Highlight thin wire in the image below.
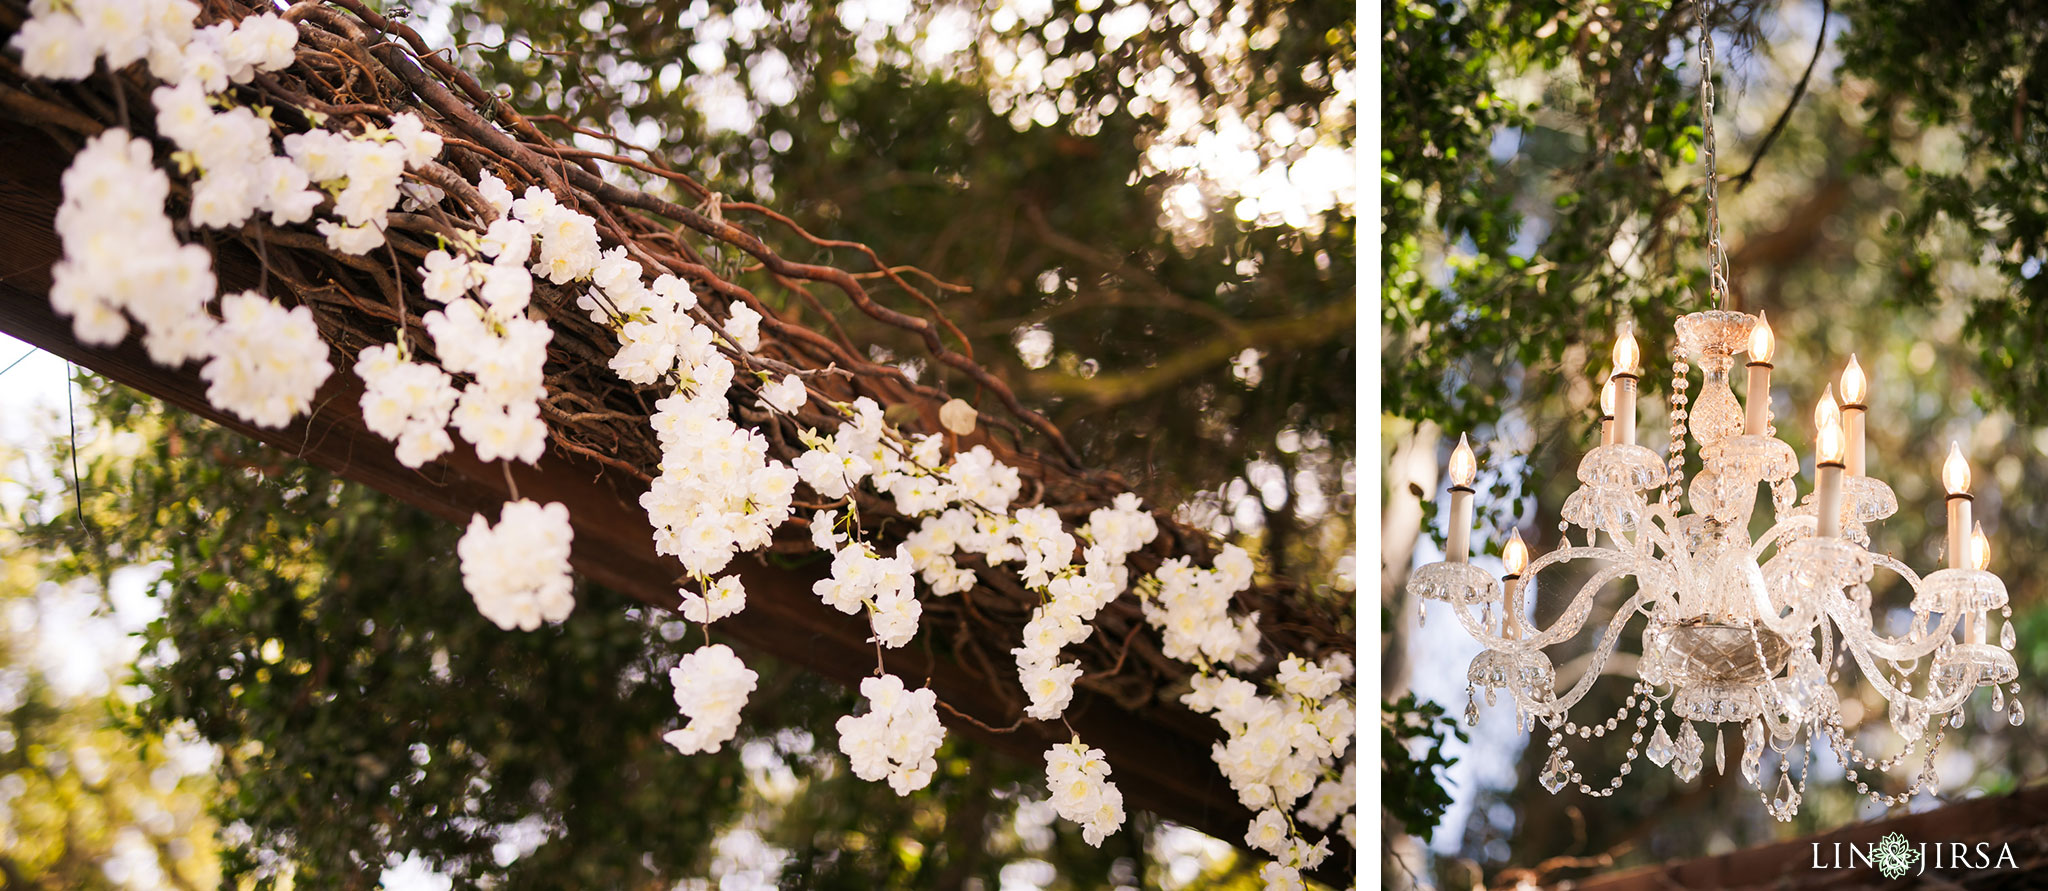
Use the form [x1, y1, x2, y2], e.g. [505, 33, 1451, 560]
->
[0, 347, 38, 379]
[65, 362, 93, 545]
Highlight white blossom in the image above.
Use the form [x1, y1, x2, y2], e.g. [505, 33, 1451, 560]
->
[355, 344, 458, 468]
[457, 500, 575, 631]
[835, 674, 945, 795]
[663, 643, 757, 755]
[1044, 741, 1125, 846]
[678, 575, 747, 624]
[758, 374, 807, 414]
[201, 292, 332, 428]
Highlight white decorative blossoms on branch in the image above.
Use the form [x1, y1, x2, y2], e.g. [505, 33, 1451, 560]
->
[354, 344, 459, 468]
[677, 575, 747, 624]
[1044, 741, 1126, 847]
[662, 643, 757, 755]
[836, 674, 946, 795]
[48, 129, 216, 362]
[201, 292, 333, 428]
[456, 500, 576, 631]
[15, 1, 1361, 869]
[811, 541, 922, 648]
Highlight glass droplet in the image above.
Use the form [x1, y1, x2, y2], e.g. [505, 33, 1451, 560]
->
[2003, 621, 2016, 650]
[1741, 719, 1763, 785]
[1716, 725, 1727, 775]
[1994, 686, 2005, 712]
[1465, 696, 1480, 726]
[1774, 772, 1799, 815]
[2011, 701, 2026, 726]
[1646, 724, 1675, 767]
[1540, 748, 1570, 794]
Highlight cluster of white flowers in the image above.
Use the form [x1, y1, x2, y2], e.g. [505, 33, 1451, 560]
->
[641, 393, 798, 576]
[456, 500, 576, 631]
[288, 113, 443, 254]
[20, 4, 1356, 872]
[511, 186, 603, 283]
[1143, 544, 1264, 666]
[810, 528, 922, 648]
[1177, 652, 1355, 885]
[355, 344, 459, 467]
[1296, 759, 1357, 842]
[899, 509, 980, 595]
[1008, 495, 1157, 721]
[10, 0, 206, 82]
[1044, 741, 1126, 847]
[48, 129, 216, 362]
[677, 575, 746, 624]
[154, 82, 320, 229]
[201, 291, 333, 428]
[835, 674, 946, 795]
[662, 644, 757, 755]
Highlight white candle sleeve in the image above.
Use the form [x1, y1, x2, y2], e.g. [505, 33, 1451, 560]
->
[1744, 363, 1771, 435]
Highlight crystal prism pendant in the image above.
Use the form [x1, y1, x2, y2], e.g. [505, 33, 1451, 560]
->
[1465, 696, 1480, 726]
[1673, 723, 1703, 782]
[1715, 726, 1726, 775]
[1772, 772, 1799, 818]
[2004, 621, 2017, 650]
[1741, 719, 1763, 784]
[2012, 700, 2026, 726]
[1994, 686, 2005, 712]
[1646, 724, 1674, 767]
[1540, 748, 1570, 794]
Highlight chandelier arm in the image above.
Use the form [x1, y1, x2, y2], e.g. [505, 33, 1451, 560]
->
[1514, 590, 1654, 717]
[1825, 582, 1962, 664]
[1869, 553, 1925, 588]
[1516, 555, 1670, 650]
[1833, 635, 1969, 717]
[1749, 560, 1819, 638]
[1446, 599, 1530, 655]
[1749, 514, 1817, 562]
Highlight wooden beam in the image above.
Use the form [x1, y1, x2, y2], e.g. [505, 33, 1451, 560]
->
[0, 118, 1268, 852]
[1554, 785, 2048, 890]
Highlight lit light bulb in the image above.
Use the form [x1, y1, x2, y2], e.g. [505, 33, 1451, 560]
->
[1599, 374, 1617, 417]
[1971, 522, 1991, 571]
[1749, 311, 1775, 363]
[1503, 528, 1529, 576]
[1814, 385, 1841, 432]
[1817, 418, 1846, 464]
[1841, 354, 1867, 405]
[1449, 434, 1477, 488]
[1612, 325, 1641, 375]
[1944, 442, 1971, 496]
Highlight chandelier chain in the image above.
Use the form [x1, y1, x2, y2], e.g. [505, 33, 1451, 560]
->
[1699, 0, 1730, 309]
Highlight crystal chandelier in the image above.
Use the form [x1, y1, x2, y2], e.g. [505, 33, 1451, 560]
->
[1406, 3, 2024, 820]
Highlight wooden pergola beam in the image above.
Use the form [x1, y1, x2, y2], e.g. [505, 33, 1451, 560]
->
[0, 118, 1258, 849]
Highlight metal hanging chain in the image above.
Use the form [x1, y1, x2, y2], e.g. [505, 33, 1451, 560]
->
[1699, 0, 1731, 310]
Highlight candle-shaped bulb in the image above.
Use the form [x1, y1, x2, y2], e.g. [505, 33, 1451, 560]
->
[1841, 354, 1867, 405]
[1599, 375, 1617, 417]
[1944, 442, 1971, 495]
[1612, 325, 1641, 375]
[1817, 417, 1846, 464]
[1503, 528, 1529, 576]
[1749, 311, 1775, 363]
[1814, 386, 1841, 432]
[1449, 434, 1477, 488]
[1971, 522, 1991, 571]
